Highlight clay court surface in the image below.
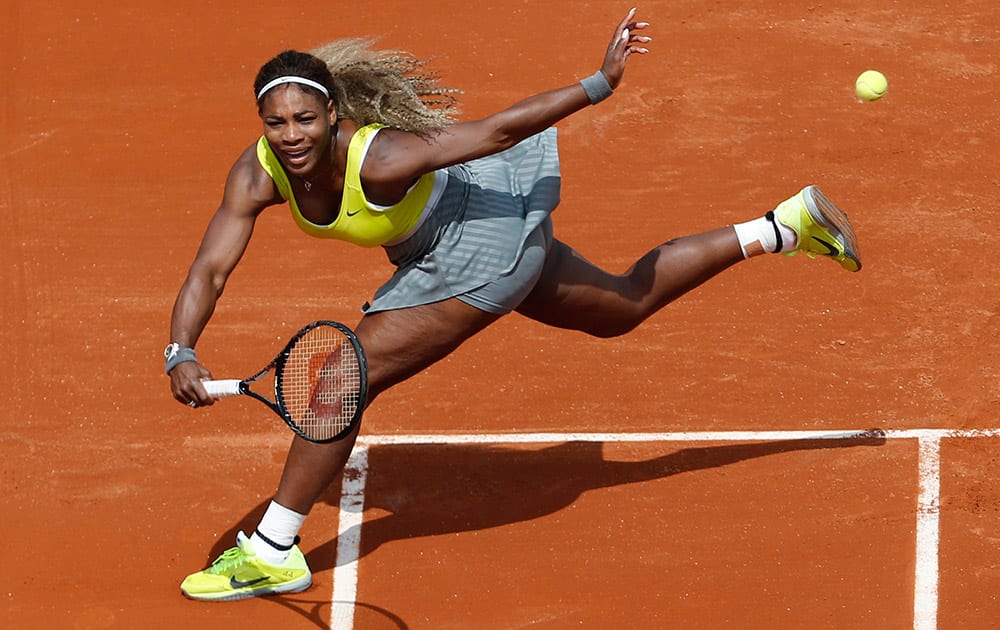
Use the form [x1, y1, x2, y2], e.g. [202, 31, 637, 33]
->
[2, 1, 998, 628]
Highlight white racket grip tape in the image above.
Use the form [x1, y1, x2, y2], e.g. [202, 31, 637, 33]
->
[201, 379, 243, 398]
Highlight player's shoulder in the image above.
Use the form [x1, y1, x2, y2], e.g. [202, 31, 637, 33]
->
[230, 140, 267, 179]
[224, 141, 283, 208]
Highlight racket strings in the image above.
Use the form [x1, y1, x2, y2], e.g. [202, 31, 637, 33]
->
[279, 326, 362, 441]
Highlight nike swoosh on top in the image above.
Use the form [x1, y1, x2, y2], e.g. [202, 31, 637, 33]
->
[345, 209, 362, 217]
[230, 575, 270, 589]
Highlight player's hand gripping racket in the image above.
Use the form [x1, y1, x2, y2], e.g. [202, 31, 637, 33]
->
[201, 321, 368, 443]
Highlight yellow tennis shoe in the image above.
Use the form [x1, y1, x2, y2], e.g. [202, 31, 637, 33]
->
[180, 531, 312, 601]
[771, 185, 862, 272]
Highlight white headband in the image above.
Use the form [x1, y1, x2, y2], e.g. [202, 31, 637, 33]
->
[256, 76, 330, 101]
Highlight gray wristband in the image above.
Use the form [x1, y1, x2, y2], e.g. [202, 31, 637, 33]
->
[164, 343, 197, 374]
[580, 71, 614, 105]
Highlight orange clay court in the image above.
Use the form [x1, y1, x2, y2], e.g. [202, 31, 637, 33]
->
[2, 1, 998, 628]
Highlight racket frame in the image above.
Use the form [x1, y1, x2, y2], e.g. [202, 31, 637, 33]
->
[209, 320, 368, 443]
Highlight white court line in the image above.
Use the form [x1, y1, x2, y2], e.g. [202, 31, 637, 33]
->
[914, 437, 942, 630]
[330, 445, 368, 630]
[330, 428, 1000, 629]
[357, 428, 1000, 446]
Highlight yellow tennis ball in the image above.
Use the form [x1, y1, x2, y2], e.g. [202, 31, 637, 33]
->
[855, 70, 888, 101]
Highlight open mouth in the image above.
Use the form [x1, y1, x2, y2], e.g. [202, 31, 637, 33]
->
[283, 147, 312, 168]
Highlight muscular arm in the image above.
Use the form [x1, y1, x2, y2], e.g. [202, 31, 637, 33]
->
[167, 143, 282, 405]
[363, 9, 650, 193]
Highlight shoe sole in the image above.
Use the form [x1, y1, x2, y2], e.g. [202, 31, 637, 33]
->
[182, 574, 312, 602]
[802, 185, 862, 272]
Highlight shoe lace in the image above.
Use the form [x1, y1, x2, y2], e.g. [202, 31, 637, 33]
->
[208, 545, 251, 575]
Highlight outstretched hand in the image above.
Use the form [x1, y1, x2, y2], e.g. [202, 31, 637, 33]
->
[600, 8, 651, 89]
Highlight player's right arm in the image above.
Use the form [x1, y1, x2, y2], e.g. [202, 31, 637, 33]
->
[167, 143, 282, 407]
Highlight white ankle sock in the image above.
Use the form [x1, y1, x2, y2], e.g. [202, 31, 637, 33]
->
[250, 500, 307, 565]
[733, 214, 797, 256]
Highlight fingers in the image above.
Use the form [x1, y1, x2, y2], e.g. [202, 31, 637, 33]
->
[616, 7, 638, 34]
[617, 8, 651, 35]
[613, 9, 651, 57]
[186, 381, 216, 408]
[623, 13, 651, 54]
[170, 363, 215, 408]
[618, 7, 633, 25]
[625, 34, 652, 57]
[189, 373, 216, 407]
[628, 27, 652, 45]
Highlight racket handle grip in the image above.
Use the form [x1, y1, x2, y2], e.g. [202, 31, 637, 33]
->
[201, 379, 242, 398]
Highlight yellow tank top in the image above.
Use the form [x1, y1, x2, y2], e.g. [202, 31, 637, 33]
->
[256, 123, 439, 247]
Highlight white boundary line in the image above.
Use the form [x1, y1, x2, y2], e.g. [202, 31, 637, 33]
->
[329, 428, 1000, 629]
[914, 437, 941, 630]
[357, 428, 1000, 445]
[330, 445, 369, 629]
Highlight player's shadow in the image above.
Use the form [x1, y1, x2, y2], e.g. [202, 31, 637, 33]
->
[304, 431, 886, 570]
[208, 432, 883, 627]
[213, 433, 886, 569]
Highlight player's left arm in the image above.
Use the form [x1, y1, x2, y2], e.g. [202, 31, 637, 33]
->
[362, 9, 650, 197]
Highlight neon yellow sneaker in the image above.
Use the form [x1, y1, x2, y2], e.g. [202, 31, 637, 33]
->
[180, 531, 312, 601]
[771, 185, 862, 272]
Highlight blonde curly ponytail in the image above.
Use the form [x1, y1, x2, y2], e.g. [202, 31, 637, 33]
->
[309, 38, 461, 134]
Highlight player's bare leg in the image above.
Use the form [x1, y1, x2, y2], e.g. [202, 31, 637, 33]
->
[273, 298, 502, 513]
[516, 227, 744, 336]
[516, 186, 861, 335]
[181, 298, 501, 600]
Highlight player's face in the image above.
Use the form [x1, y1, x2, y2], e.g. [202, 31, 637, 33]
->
[259, 85, 336, 177]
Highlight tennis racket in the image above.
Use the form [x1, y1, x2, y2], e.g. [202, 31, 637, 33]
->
[201, 321, 368, 443]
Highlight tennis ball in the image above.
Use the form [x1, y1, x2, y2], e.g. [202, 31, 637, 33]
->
[855, 70, 888, 101]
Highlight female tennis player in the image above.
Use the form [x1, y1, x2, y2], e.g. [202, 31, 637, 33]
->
[166, 8, 861, 601]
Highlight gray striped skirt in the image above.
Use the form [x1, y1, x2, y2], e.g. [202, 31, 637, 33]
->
[363, 127, 561, 314]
